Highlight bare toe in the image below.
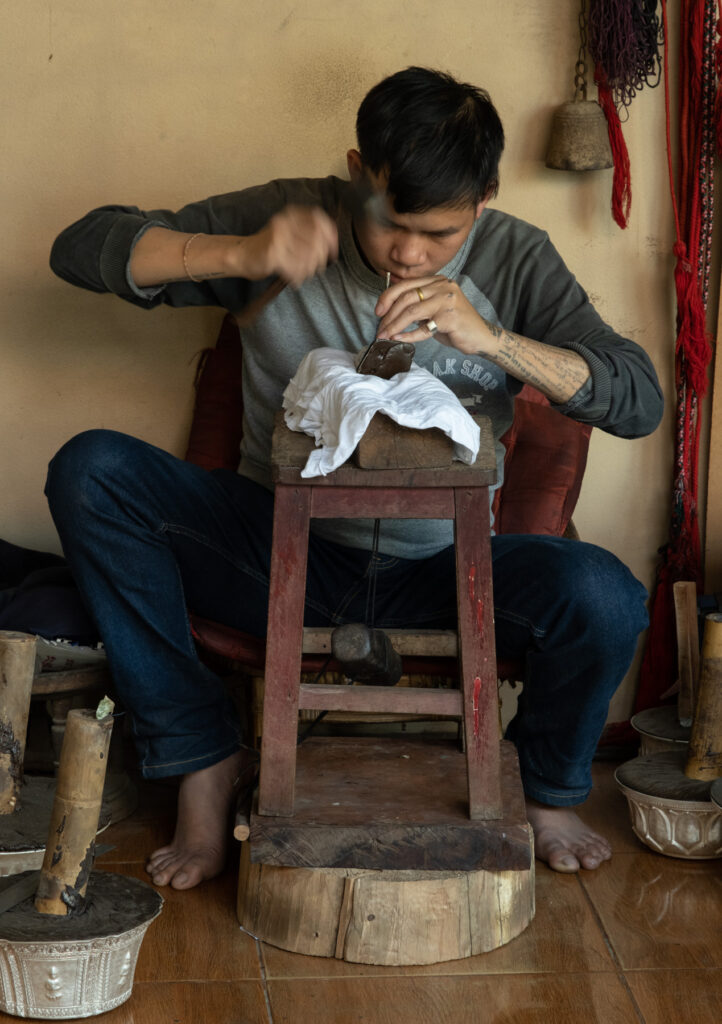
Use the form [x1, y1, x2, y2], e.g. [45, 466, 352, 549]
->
[526, 800, 611, 874]
[145, 750, 250, 891]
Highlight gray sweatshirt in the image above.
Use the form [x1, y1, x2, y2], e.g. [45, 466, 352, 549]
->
[50, 175, 664, 557]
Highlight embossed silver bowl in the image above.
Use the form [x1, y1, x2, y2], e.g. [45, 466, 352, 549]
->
[615, 770, 722, 860]
[0, 873, 162, 1018]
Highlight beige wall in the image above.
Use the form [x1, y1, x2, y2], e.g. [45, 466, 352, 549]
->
[4, 2, 688, 718]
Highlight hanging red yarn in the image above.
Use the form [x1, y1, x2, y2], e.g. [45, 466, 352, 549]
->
[716, 13, 722, 154]
[635, 0, 718, 715]
[587, 0, 664, 227]
[594, 68, 632, 227]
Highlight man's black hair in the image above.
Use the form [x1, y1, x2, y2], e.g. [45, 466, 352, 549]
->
[356, 66, 505, 214]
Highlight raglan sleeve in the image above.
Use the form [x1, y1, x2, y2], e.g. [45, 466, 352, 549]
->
[506, 228, 664, 439]
[49, 183, 291, 312]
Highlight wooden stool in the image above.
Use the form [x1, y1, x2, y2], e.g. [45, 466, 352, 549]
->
[251, 413, 531, 855]
[241, 415, 535, 963]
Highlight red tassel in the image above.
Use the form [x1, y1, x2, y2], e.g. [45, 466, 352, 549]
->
[715, 16, 722, 157]
[673, 241, 712, 398]
[595, 70, 632, 228]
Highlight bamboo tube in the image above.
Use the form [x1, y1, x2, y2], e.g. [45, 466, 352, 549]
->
[34, 707, 113, 915]
[673, 581, 700, 726]
[685, 613, 722, 781]
[0, 631, 37, 814]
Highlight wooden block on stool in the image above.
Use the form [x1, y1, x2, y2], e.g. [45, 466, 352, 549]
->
[355, 413, 454, 469]
[251, 737, 531, 871]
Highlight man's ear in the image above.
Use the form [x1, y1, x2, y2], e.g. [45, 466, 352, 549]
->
[475, 197, 490, 220]
[346, 149, 364, 180]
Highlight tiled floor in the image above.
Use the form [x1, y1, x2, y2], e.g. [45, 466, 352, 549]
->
[2, 761, 720, 1023]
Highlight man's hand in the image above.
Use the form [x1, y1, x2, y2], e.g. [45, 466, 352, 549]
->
[129, 205, 338, 290]
[375, 275, 591, 405]
[234, 205, 339, 286]
[375, 275, 485, 353]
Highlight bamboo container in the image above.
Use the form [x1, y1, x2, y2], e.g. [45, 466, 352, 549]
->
[673, 581, 700, 726]
[686, 612, 722, 780]
[616, 612, 722, 859]
[0, 633, 37, 815]
[34, 709, 113, 915]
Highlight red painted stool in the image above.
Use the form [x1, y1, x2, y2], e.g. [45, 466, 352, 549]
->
[257, 412, 505, 829]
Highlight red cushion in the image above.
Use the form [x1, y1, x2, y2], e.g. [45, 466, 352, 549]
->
[492, 386, 591, 536]
[185, 314, 244, 471]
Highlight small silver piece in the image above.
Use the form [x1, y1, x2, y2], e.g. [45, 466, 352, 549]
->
[426, 319, 438, 334]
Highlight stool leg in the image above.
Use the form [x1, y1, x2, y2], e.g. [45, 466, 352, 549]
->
[258, 484, 311, 817]
[454, 487, 501, 820]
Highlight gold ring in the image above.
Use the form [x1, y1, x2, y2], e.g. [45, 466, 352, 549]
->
[416, 287, 425, 302]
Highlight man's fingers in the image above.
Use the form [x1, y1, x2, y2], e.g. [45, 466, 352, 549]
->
[266, 206, 339, 286]
[377, 280, 448, 339]
[375, 275, 442, 316]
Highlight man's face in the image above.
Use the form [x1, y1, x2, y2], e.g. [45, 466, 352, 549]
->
[348, 157, 486, 282]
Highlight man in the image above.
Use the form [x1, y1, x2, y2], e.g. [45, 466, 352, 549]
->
[47, 67, 663, 889]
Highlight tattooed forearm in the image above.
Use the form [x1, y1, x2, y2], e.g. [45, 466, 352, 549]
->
[479, 326, 590, 404]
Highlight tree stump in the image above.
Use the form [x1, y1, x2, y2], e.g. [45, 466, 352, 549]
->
[237, 840, 534, 965]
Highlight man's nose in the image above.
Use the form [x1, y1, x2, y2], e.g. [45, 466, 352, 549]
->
[390, 234, 425, 268]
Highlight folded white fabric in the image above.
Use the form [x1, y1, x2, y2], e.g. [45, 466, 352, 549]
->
[283, 348, 480, 477]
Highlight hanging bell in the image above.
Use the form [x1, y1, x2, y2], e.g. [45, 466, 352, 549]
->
[546, 63, 613, 171]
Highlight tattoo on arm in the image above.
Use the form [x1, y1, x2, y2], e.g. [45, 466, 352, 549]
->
[481, 326, 590, 404]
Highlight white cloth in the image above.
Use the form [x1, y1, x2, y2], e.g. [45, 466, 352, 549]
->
[282, 348, 480, 478]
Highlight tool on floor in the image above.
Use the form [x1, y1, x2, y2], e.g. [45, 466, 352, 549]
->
[0, 631, 75, 876]
[616, 609, 722, 859]
[0, 697, 163, 1019]
[630, 580, 697, 753]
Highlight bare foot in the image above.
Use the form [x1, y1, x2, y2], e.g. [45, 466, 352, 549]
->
[525, 799, 612, 873]
[145, 749, 257, 890]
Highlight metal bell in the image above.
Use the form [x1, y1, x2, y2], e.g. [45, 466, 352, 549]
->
[545, 96, 613, 171]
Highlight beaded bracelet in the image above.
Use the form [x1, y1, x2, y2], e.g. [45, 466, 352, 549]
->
[182, 233, 204, 282]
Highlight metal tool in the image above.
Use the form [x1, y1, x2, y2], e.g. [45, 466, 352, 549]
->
[356, 339, 414, 378]
[236, 179, 382, 328]
[356, 271, 414, 378]
[331, 623, 403, 687]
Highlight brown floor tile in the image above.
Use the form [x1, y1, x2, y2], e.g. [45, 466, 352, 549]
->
[96, 812, 176, 865]
[0, 984, 268, 1024]
[99, 981, 268, 1024]
[261, 864, 613, 978]
[97, 862, 261, 982]
[625, 968, 722, 1023]
[579, 851, 722, 970]
[267, 973, 640, 1024]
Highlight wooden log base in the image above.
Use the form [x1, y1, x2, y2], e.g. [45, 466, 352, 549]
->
[237, 839, 535, 965]
[251, 737, 531, 871]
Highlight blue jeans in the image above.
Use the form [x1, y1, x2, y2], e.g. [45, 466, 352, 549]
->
[45, 429, 648, 805]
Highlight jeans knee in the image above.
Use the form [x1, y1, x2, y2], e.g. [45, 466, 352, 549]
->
[554, 540, 648, 645]
[45, 429, 135, 522]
